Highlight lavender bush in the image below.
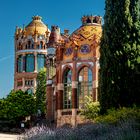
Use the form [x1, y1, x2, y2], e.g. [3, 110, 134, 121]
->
[20, 119, 140, 140]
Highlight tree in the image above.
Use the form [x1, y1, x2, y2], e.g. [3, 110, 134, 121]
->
[0, 90, 36, 123]
[99, 0, 140, 113]
[36, 68, 47, 115]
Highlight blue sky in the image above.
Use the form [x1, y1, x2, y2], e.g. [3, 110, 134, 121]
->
[0, 0, 105, 98]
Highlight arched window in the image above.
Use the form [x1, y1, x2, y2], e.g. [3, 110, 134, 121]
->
[37, 54, 45, 72]
[40, 41, 43, 49]
[25, 54, 34, 72]
[78, 67, 92, 109]
[87, 18, 91, 23]
[38, 41, 43, 49]
[28, 41, 31, 49]
[31, 44, 34, 49]
[63, 68, 72, 109]
[17, 55, 23, 72]
[17, 42, 22, 50]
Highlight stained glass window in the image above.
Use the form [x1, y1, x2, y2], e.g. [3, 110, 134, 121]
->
[25, 54, 34, 72]
[80, 44, 90, 54]
[78, 67, 92, 109]
[37, 54, 45, 72]
[65, 47, 73, 56]
[63, 69, 72, 109]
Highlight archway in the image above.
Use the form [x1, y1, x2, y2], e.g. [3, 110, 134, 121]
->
[63, 68, 72, 109]
[78, 66, 92, 109]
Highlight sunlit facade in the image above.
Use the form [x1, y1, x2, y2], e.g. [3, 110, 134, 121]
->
[14, 16, 49, 94]
[46, 15, 102, 126]
[14, 15, 102, 126]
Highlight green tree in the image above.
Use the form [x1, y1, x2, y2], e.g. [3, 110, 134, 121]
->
[99, 0, 140, 113]
[36, 68, 47, 115]
[0, 90, 36, 122]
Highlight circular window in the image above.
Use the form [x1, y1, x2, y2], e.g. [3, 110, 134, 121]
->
[80, 44, 90, 54]
[65, 47, 73, 56]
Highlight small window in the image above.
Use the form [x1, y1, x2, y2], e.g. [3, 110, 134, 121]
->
[25, 79, 34, 86]
[17, 81, 23, 87]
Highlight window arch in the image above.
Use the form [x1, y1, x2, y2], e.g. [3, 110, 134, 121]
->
[78, 66, 92, 109]
[63, 68, 72, 109]
[38, 41, 43, 49]
[28, 40, 31, 49]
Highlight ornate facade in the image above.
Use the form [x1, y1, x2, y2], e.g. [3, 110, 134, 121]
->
[14, 15, 102, 126]
[46, 15, 102, 126]
[14, 16, 49, 93]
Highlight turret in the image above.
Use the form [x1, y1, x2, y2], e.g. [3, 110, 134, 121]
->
[48, 25, 61, 45]
[81, 15, 102, 25]
[14, 16, 49, 94]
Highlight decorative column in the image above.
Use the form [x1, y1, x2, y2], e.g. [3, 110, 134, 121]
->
[57, 83, 63, 110]
[46, 79, 53, 121]
[22, 53, 25, 72]
[46, 46, 56, 122]
[34, 52, 37, 72]
[71, 61, 78, 127]
[92, 60, 98, 102]
[22, 77, 25, 91]
[15, 55, 18, 73]
[33, 78, 37, 93]
[57, 82, 63, 127]
[56, 63, 63, 127]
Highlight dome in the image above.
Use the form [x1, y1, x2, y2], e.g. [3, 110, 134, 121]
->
[68, 15, 102, 46]
[25, 16, 48, 35]
[70, 24, 102, 46]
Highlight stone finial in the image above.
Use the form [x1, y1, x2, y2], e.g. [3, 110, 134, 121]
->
[22, 24, 26, 35]
[51, 25, 60, 33]
[18, 28, 22, 34]
[32, 15, 42, 21]
[81, 16, 87, 25]
[81, 15, 102, 25]
[95, 16, 102, 24]
[64, 29, 69, 35]
[88, 15, 94, 23]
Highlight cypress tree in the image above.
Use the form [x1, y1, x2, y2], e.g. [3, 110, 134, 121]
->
[99, 0, 140, 113]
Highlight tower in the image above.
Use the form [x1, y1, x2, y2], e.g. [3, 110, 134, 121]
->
[14, 16, 50, 94]
[46, 26, 61, 121]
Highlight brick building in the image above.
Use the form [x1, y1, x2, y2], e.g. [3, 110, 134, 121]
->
[46, 15, 102, 126]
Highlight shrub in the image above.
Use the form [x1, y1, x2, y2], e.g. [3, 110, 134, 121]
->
[95, 107, 140, 124]
[80, 96, 100, 120]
